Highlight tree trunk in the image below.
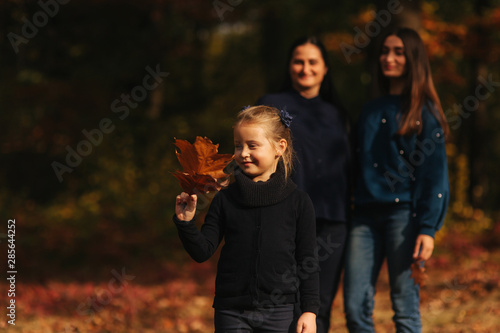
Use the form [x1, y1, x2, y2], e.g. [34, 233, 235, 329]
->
[393, 0, 422, 30]
[468, 0, 492, 209]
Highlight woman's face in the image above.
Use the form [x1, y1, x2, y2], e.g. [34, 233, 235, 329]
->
[379, 35, 407, 78]
[289, 43, 328, 96]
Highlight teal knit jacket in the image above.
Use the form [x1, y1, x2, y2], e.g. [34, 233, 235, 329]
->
[353, 95, 449, 237]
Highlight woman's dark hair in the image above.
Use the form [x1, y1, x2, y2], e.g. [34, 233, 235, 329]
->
[376, 27, 449, 138]
[282, 36, 348, 126]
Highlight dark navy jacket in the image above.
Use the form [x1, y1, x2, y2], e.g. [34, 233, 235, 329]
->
[257, 90, 350, 223]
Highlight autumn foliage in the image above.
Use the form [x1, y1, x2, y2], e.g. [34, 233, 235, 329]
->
[1, 1, 500, 332]
[2, 228, 499, 333]
[172, 137, 233, 195]
[411, 261, 428, 287]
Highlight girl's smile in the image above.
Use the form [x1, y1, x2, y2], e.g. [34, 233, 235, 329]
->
[379, 35, 407, 79]
[233, 123, 285, 182]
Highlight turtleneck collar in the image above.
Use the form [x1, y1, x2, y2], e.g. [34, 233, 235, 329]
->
[291, 88, 321, 103]
[226, 161, 297, 207]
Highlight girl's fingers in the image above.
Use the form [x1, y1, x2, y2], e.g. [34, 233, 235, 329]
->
[190, 194, 197, 204]
[186, 195, 197, 211]
[176, 192, 191, 205]
[175, 193, 197, 221]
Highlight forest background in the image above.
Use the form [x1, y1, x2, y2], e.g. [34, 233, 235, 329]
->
[1, 0, 499, 332]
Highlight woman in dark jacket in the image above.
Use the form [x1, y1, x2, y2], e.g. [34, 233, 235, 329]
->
[258, 36, 351, 333]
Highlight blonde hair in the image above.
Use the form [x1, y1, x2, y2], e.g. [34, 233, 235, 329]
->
[234, 105, 295, 178]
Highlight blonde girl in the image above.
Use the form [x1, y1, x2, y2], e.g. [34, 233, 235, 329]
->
[175, 105, 319, 333]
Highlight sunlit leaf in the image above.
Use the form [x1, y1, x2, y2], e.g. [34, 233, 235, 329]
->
[172, 136, 233, 194]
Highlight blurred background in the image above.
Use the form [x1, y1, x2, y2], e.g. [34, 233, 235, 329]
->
[1, 0, 500, 332]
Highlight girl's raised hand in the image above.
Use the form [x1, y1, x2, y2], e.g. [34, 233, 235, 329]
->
[175, 192, 197, 221]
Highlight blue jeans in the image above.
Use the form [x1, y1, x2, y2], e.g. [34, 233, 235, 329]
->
[343, 203, 421, 333]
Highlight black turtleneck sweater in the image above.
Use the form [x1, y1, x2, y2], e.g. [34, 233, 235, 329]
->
[174, 163, 320, 315]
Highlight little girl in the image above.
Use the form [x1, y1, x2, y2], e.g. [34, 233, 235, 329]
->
[174, 105, 319, 333]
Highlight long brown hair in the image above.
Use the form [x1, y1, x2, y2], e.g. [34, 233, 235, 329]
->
[377, 28, 449, 138]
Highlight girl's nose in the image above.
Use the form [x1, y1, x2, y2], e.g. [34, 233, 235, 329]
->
[241, 147, 250, 158]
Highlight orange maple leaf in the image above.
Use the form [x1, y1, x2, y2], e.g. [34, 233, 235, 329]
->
[410, 261, 427, 287]
[172, 171, 224, 195]
[172, 137, 233, 195]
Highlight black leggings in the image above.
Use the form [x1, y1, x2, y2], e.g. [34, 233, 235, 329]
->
[315, 219, 347, 333]
[215, 304, 294, 332]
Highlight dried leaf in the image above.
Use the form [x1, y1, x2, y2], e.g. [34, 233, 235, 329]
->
[411, 261, 427, 287]
[172, 137, 233, 194]
[172, 171, 222, 195]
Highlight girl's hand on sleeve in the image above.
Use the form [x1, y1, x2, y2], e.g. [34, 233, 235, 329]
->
[296, 312, 316, 333]
[175, 192, 197, 221]
[413, 234, 434, 261]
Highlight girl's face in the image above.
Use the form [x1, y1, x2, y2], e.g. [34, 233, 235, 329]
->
[380, 35, 407, 78]
[233, 123, 286, 182]
[289, 43, 328, 96]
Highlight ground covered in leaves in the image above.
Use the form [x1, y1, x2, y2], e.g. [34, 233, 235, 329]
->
[1, 227, 499, 333]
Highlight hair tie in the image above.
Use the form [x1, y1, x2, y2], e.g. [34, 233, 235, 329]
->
[279, 108, 293, 128]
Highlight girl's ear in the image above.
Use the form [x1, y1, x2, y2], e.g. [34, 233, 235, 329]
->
[276, 139, 287, 157]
